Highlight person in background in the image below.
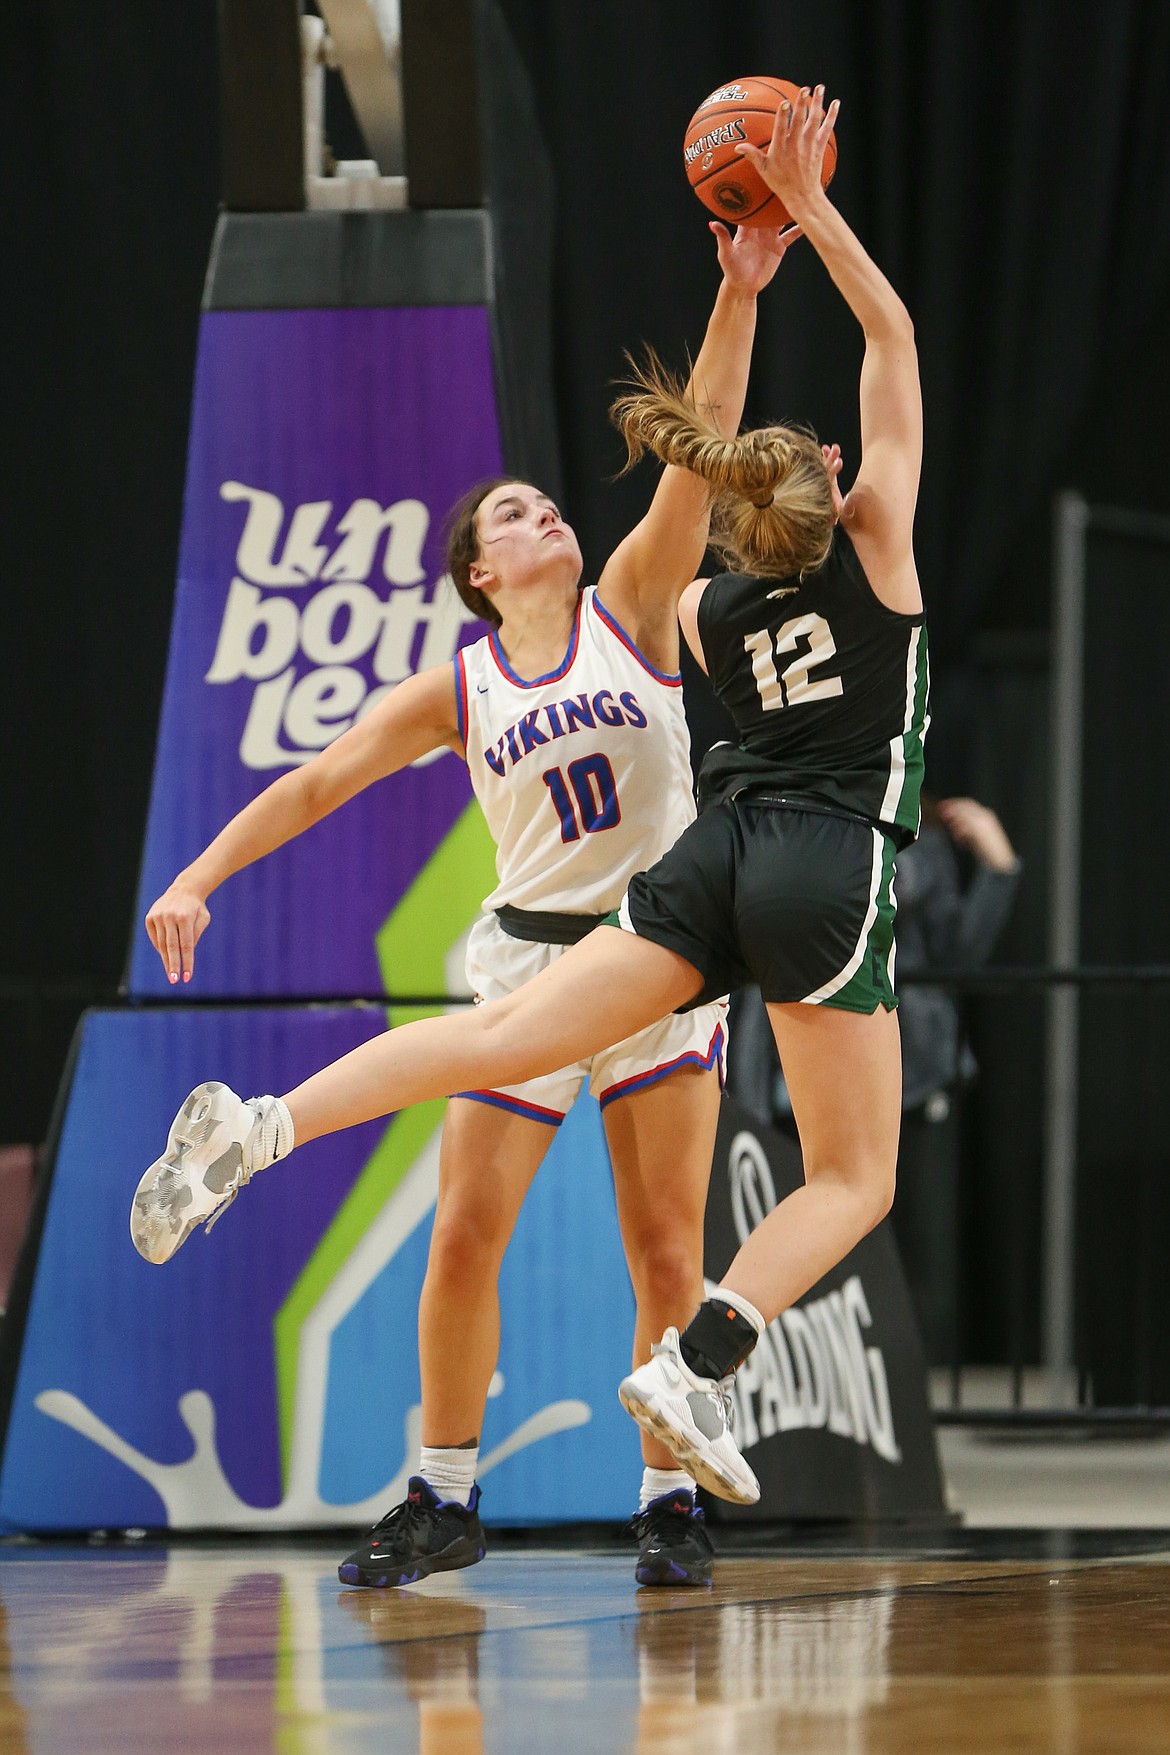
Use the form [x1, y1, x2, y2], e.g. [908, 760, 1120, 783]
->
[886, 792, 1021, 1358]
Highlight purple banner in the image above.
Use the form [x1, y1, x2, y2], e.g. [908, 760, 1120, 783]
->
[129, 306, 503, 997]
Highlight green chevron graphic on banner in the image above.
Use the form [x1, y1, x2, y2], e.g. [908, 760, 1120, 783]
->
[272, 798, 497, 1479]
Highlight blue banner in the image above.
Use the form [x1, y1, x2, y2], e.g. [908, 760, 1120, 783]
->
[0, 1010, 641, 1531]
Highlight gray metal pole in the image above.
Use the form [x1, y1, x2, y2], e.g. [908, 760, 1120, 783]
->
[1043, 491, 1089, 1405]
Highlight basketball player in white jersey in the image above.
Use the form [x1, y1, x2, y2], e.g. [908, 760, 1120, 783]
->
[137, 218, 800, 1587]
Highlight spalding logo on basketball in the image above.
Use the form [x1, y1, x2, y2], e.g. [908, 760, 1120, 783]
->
[683, 75, 838, 228]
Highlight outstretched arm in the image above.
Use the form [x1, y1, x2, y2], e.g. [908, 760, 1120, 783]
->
[597, 222, 800, 661]
[146, 664, 461, 984]
[738, 87, 923, 613]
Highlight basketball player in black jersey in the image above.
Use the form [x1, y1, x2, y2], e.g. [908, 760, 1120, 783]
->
[133, 84, 925, 1506]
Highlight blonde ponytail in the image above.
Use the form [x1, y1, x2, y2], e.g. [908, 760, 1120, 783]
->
[610, 351, 835, 580]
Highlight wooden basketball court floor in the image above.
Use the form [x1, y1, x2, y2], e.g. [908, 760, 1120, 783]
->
[0, 1528, 1167, 1752]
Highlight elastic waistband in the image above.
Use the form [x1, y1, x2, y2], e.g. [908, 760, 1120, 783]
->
[734, 791, 886, 834]
[495, 904, 610, 946]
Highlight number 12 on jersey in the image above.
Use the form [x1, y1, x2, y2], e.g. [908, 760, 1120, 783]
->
[745, 611, 843, 711]
[542, 753, 621, 842]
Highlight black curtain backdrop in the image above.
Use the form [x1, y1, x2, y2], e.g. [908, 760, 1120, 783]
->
[3, 1, 1170, 1146]
[2, 7, 221, 1142]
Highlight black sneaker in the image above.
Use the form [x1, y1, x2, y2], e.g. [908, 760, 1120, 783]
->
[337, 1477, 486, 1588]
[629, 1489, 714, 1587]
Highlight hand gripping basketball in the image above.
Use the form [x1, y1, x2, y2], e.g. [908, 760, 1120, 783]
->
[683, 77, 838, 228]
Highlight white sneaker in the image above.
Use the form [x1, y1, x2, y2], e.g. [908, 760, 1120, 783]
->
[130, 1082, 286, 1265]
[619, 1327, 760, 1506]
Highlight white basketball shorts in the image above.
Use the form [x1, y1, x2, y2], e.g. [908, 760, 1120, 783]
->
[458, 912, 728, 1125]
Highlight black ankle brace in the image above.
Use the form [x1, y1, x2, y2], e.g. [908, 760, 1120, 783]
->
[678, 1298, 760, 1381]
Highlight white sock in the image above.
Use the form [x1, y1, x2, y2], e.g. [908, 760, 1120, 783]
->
[716, 1285, 766, 1339]
[418, 1443, 479, 1506]
[639, 1466, 696, 1511]
[244, 1095, 294, 1175]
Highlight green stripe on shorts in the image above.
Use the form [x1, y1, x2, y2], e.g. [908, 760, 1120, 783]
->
[821, 832, 899, 1014]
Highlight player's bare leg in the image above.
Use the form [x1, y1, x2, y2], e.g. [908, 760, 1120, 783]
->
[618, 1003, 902, 1504]
[337, 1100, 554, 1589]
[605, 1068, 718, 1462]
[418, 1099, 553, 1448]
[606, 1063, 721, 1582]
[285, 928, 701, 1145]
[723, 1001, 901, 1318]
[130, 928, 700, 1264]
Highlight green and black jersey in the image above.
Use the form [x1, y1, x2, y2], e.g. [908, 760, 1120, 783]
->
[695, 529, 929, 847]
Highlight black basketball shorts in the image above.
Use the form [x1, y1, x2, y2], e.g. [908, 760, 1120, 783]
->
[618, 801, 899, 1015]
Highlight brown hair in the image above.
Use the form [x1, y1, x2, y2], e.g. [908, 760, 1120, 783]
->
[442, 475, 524, 629]
[610, 352, 835, 580]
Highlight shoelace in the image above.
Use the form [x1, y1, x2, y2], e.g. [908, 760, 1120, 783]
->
[365, 1498, 433, 1555]
[202, 1162, 254, 1234]
[625, 1500, 704, 1542]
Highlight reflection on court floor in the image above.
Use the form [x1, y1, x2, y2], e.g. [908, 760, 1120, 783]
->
[1, 1539, 1168, 1752]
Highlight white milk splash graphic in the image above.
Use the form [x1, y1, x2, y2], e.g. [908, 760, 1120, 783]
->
[34, 1379, 589, 1531]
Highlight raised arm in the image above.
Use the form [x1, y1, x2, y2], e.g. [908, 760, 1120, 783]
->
[146, 663, 461, 984]
[597, 222, 799, 662]
[739, 87, 923, 613]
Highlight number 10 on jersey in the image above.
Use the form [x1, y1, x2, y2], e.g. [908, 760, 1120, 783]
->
[542, 753, 621, 842]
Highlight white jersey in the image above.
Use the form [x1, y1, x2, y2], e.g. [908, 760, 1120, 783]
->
[457, 587, 696, 914]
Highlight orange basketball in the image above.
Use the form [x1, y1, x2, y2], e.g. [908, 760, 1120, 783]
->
[683, 76, 837, 227]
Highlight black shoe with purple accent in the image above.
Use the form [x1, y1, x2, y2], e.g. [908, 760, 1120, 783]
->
[629, 1489, 714, 1587]
[337, 1477, 486, 1588]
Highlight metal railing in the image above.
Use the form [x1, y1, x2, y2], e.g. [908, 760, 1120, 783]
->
[899, 962, 1170, 1427]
